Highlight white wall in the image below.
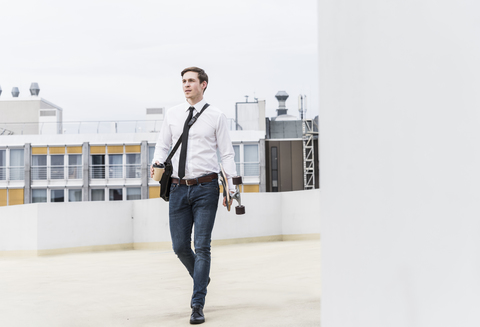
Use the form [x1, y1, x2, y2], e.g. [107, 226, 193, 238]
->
[0, 190, 320, 254]
[319, 1, 480, 326]
[36, 201, 133, 250]
[0, 205, 37, 252]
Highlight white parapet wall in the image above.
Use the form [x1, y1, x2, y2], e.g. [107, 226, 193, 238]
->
[0, 190, 320, 256]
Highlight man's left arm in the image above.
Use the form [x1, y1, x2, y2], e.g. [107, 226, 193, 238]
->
[216, 113, 237, 194]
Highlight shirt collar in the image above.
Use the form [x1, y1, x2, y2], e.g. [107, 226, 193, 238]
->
[185, 98, 207, 113]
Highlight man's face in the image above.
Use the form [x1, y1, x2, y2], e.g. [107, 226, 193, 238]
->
[182, 71, 207, 102]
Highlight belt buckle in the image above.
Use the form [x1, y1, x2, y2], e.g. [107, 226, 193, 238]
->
[185, 179, 192, 186]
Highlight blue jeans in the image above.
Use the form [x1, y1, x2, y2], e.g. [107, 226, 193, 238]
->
[169, 178, 219, 308]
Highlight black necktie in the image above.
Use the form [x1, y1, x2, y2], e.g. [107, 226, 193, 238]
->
[178, 106, 194, 180]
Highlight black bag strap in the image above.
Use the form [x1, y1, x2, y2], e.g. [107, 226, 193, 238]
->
[165, 103, 210, 163]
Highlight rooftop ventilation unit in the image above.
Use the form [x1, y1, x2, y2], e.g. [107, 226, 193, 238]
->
[275, 91, 289, 116]
[12, 87, 19, 97]
[30, 83, 40, 96]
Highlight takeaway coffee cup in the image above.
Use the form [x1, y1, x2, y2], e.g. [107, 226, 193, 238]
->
[152, 163, 165, 181]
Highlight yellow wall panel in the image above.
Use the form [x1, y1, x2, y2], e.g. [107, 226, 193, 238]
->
[67, 146, 82, 154]
[32, 147, 47, 155]
[0, 189, 7, 207]
[49, 147, 65, 154]
[243, 185, 259, 193]
[149, 186, 160, 199]
[8, 189, 24, 206]
[90, 146, 106, 154]
[108, 145, 124, 154]
[125, 145, 141, 153]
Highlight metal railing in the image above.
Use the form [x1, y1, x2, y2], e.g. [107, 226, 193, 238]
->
[32, 166, 47, 180]
[108, 165, 123, 179]
[50, 166, 64, 179]
[126, 165, 142, 178]
[8, 167, 24, 180]
[68, 166, 82, 179]
[91, 165, 142, 179]
[0, 167, 5, 180]
[90, 166, 106, 179]
[232, 162, 260, 177]
[0, 120, 163, 135]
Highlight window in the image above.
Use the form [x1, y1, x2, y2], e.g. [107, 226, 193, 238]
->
[109, 188, 123, 201]
[244, 144, 259, 176]
[233, 145, 240, 175]
[149, 146, 155, 164]
[109, 154, 123, 178]
[32, 155, 47, 180]
[68, 154, 82, 179]
[32, 189, 47, 203]
[91, 155, 105, 179]
[10, 149, 24, 180]
[0, 150, 5, 180]
[126, 154, 141, 178]
[126, 187, 141, 200]
[51, 155, 64, 179]
[68, 189, 82, 202]
[271, 147, 278, 192]
[91, 189, 105, 201]
[51, 189, 64, 202]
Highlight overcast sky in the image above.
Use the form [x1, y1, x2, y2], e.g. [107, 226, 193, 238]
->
[0, 0, 318, 122]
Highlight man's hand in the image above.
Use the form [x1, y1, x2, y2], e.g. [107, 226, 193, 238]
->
[150, 161, 160, 178]
[222, 191, 235, 207]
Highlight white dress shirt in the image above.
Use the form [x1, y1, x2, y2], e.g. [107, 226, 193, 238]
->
[153, 98, 237, 191]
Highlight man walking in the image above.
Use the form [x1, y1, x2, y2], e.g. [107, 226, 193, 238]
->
[151, 67, 236, 324]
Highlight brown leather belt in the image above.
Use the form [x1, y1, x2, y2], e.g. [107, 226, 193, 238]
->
[171, 172, 218, 186]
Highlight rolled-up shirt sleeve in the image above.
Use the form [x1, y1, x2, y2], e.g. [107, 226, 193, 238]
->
[216, 113, 237, 192]
[152, 113, 171, 165]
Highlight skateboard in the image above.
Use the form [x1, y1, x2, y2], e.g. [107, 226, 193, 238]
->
[219, 163, 245, 215]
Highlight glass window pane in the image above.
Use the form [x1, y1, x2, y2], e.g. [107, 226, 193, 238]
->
[126, 188, 141, 200]
[233, 145, 240, 163]
[32, 189, 47, 203]
[109, 154, 123, 165]
[51, 189, 64, 202]
[92, 155, 105, 165]
[91, 189, 105, 201]
[271, 147, 278, 170]
[68, 189, 82, 202]
[69, 154, 82, 165]
[109, 188, 123, 201]
[0, 150, 5, 166]
[0, 150, 5, 180]
[51, 155, 64, 166]
[126, 153, 140, 165]
[51, 155, 64, 179]
[244, 144, 258, 162]
[91, 155, 105, 179]
[244, 144, 259, 176]
[148, 146, 155, 164]
[10, 149, 24, 166]
[32, 155, 47, 166]
[32, 155, 47, 180]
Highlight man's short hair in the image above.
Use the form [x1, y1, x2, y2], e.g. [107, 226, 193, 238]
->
[181, 67, 208, 92]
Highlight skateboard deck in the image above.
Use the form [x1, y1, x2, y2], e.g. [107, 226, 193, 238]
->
[219, 164, 232, 211]
[219, 163, 245, 215]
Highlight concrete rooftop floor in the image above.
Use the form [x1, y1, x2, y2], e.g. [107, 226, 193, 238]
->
[0, 240, 320, 327]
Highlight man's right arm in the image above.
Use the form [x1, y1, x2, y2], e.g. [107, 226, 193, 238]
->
[150, 114, 171, 178]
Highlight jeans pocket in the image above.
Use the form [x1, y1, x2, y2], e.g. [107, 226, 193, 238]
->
[170, 183, 179, 194]
[199, 180, 219, 193]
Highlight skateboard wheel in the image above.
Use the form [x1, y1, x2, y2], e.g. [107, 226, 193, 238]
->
[235, 205, 245, 215]
[232, 176, 243, 185]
